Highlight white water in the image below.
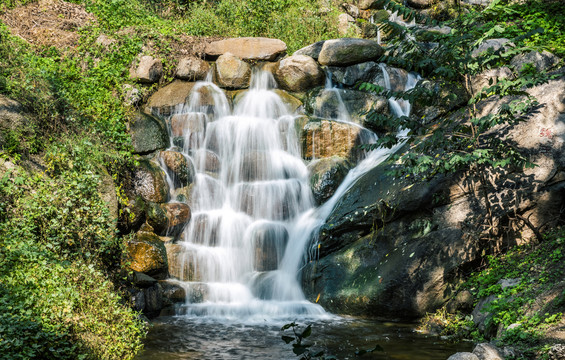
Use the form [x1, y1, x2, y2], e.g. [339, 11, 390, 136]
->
[162, 66, 419, 322]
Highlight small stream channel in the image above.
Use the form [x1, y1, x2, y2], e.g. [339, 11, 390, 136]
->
[136, 316, 472, 359]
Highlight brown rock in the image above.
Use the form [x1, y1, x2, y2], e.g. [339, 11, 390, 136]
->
[160, 150, 195, 187]
[215, 53, 252, 89]
[133, 160, 170, 203]
[176, 57, 210, 81]
[252, 223, 289, 271]
[165, 243, 200, 281]
[205, 37, 287, 61]
[191, 149, 221, 173]
[145, 80, 196, 117]
[130, 55, 163, 84]
[318, 38, 384, 66]
[301, 119, 369, 161]
[126, 231, 168, 279]
[275, 55, 325, 93]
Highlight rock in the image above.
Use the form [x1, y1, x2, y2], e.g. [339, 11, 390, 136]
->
[191, 149, 221, 173]
[122, 84, 142, 106]
[252, 223, 289, 271]
[129, 112, 169, 154]
[462, 0, 492, 5]
[126, 230, 168, 279]
[411, 79, 470, 123]
[447, 353, 479, 360]
[510, 50, 559, 73]
[341, 3, 360, 18]
[133, 159, 170, 203]
[275, 55, 325, 93]
[169, 112, 207, 149]
[318, 38, 384, 66]
[472, 343, 504, 360]
[143, 283, 164, 317]
[338, 13, 355, 36]
[273, 90, 303, 113]
[306, 88, 388, 127]
[131, 289, 145, 312]
[327, 61, 381, 87]
[471, 38, 513, 58]
[146, 202, 191, 237]
[133, 271, 158, 288]
[406, 0, 433, 8]
[95, 34, 115, 47]
[358, 0, 382, 10]
[215, 53, 252, 89]
[205, 37, 287, 61]
[130, 55, 163, 84]
[166, 243, 199, 281]
[548, 344, 565, 360]
[160, 150, 195, 187]
[118, 194, 146, 234]
[301, 119, 374, 162]
[160, 280, 187, 303]
[498, 278, 520, 289]
[176, 57, 210, 81]
[446, 290, 474, 313]
[308, 156, 351, 205]
[472, 295, 498, 336]
[145, 80, 196, 117]
[293, 41, 325, 60]
[469, 67, 513, 96]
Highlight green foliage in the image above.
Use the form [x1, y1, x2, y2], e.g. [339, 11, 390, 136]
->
[0, 138, 146, 359]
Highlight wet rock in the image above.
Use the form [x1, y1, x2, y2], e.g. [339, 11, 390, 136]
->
[318, 38, 384, 66]
[130, 55, 163, 84]
[126, 230, 168, 279]
[293, 41, 325, 60]
[160, 280, 187, 303]
[305, 87, 388, 127]
[145, 80, 196, 117]
[252, 223, 289, 271]
[510, 50, 560, 74]
[170, 112, 207, 149]
[146, 202, 191, 237]
[166, 243, 200, 281]
[275, 55, 325, 93]
[176, 57, 210, 81]
[308, 156, 351, 205]
[186, 212, 221, 246]
[160, 150, 195, 187]
[131, 289, 145, 312]
[133, 159, 170, 203]
[215, 53, 252, 89]
[191, 149, 221, 174]
[273, 90, 303, 113]
[129, 112, 169, 154]
[301, 119, 371, 161]
[205, 37, 287, 61]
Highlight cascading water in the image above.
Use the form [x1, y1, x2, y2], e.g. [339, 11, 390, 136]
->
[160, 65, 419, 322]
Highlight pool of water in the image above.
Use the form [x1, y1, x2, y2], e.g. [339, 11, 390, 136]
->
[136, 315, 472, 359]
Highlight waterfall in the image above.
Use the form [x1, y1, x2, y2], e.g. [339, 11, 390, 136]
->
[161, 65, 419, 322]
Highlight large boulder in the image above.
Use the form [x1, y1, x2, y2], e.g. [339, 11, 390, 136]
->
[471, 38, 513, 58]
[308, 156, 351, 205]
[274, 55, 325, 93]
[293, 41, 325, 60]
[358, 0, 382, 10]
[469, 67, 513, 96]
[145, 80, 196, 117]
[205, 37, 287, 61]
[129, 112, 169, 154]
[176, 57, 210, 81]
[130, 55, 163, 84]
[215, 53, 252, 89]
[318, 38, 384, 66]
[126, 230, 168, 279]
[327, 61, 383, 87]
[510, 50, 560, 73]
[301, 119, 374, 161]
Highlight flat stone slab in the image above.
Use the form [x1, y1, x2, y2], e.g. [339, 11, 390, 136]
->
[205, 37, 287, 61]
[318, 38, 384, 66]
